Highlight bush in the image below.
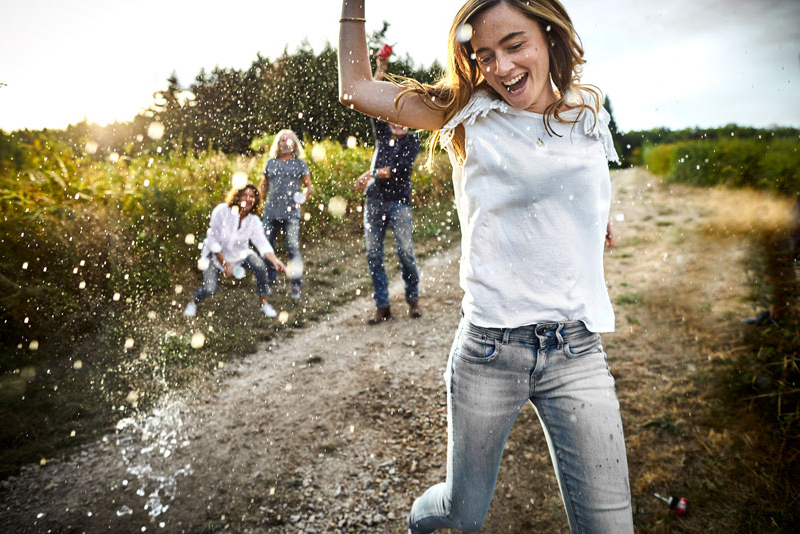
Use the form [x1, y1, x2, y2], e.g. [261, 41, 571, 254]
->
[642, 137, 800, 195]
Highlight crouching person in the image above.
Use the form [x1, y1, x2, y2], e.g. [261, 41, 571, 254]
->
[185, 183, 286, 318]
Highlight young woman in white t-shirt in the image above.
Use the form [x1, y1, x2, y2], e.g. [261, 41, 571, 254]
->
[338, 1, 633, 532]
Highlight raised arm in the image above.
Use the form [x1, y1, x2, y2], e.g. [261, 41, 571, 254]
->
[338, 1, 445, 131]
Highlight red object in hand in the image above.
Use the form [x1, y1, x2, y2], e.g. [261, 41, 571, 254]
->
[378, 44, 393, 59]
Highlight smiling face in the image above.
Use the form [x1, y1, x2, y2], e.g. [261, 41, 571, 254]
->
[469, 1, 557, 113]
[238, 187, 256, 215]
[278, 133, 296, 156]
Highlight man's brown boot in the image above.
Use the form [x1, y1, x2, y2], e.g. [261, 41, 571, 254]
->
[407, 299, 422, 319]
[368, 306, 392, 325]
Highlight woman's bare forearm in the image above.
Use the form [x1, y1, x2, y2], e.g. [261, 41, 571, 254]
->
[337, 0, 445, 130]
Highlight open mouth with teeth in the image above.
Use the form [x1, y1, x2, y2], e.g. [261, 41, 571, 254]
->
[503, 72, 528, 94]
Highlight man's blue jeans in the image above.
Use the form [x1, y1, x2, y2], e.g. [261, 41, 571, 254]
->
[364, 196, 419, 308]
[409, 320, 633, 534]
[192, 253, 270, 302]
[263, 218, 302, 290]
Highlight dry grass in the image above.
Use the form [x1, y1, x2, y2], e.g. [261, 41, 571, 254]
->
[700, 187, 797, 238]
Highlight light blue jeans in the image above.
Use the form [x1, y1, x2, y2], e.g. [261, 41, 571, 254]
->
[192, 253, 270, 302]
[409, 320, 633, 534]
[263, 217, 301, 290]
[364, 196, 419, 308]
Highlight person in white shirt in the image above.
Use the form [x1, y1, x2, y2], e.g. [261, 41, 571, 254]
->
[185, 183, 286, 318]
[338, 1, 632, 532]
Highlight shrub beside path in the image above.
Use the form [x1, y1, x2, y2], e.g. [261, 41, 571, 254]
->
[0, 168, 786, 533]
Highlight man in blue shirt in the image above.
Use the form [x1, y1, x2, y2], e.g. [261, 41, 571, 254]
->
[353, 54, 422, 324]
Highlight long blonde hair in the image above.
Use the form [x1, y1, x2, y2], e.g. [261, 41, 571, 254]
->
[268, 129, 306, 160]
[396, 0, 601, 163]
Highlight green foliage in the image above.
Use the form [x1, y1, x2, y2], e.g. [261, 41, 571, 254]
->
[641, 137, 800, 195]
[0, 130, 451, 358]
[614, 125, 800, 169]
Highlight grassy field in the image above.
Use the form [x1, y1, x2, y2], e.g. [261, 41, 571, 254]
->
[0, 136, 456, 479]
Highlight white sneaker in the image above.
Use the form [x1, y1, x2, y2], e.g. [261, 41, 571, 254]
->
[184, 302, 197, 317]
[260, 302, 277, 318]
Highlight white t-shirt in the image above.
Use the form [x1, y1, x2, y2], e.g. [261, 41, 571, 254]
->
[441, 89, 619, 332]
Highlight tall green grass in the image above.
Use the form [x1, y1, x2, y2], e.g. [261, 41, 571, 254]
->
[0, 133, 450, 361]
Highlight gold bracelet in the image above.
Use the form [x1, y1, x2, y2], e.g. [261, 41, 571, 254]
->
[339, 17, 366, 22]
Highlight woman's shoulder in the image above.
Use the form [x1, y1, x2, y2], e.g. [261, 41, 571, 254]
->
[567, 88, 619, 163]
[441, 88, 508, 132]
[212, 202, 230, 214]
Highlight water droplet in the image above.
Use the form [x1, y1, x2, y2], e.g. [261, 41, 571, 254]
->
[328, 196, 347, 218]
[310, 144, 326, 162]
[190, 332, 205, 349]
[73, 360, 83, 370]
[303, 212, 311, 222]
[197, 257, 210, 271]
[232, 266, 246, 279]
[29, 340, 39, 351]
[109, 152, 120, 164]
[184, 234, 195, 245]
[124, 338, 135, 350]
[346, 136, 358, 149]
[174, 285, 183, 295]
[113, 293, 121, 301]
[278, 311, 289, 324]
[231, 171, 247, 190]
[147, 122, 165, 140]
[285, 259, 303, 279]
[284, 383, 293, 392]
[85, 140, 98, 154]
[116, 505, 133, 517]
[456, 24, 473, 42]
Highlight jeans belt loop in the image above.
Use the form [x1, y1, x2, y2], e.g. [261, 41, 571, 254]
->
[556, 322, 565, 349]
[502, 328, 511, 345]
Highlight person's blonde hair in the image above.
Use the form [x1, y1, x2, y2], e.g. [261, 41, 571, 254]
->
[268, 129, 306, 160]
[395, 0, 601, 164]
[225, 183, 262, 216]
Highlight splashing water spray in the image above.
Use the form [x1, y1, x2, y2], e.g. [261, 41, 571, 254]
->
[653, 493, 688, 515]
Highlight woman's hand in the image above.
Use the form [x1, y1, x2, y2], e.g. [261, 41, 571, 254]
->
[605, 222, 615, 249]
[217, 254, 234, 277]
[266, 253, 286, 273]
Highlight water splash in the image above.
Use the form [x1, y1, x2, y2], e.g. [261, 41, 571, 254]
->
[114, 396, 194, 519]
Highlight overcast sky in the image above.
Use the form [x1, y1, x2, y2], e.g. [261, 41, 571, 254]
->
[1, 0, 798, 133]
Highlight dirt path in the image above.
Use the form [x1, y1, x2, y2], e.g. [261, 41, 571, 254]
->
[1, 168, 756, 533]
